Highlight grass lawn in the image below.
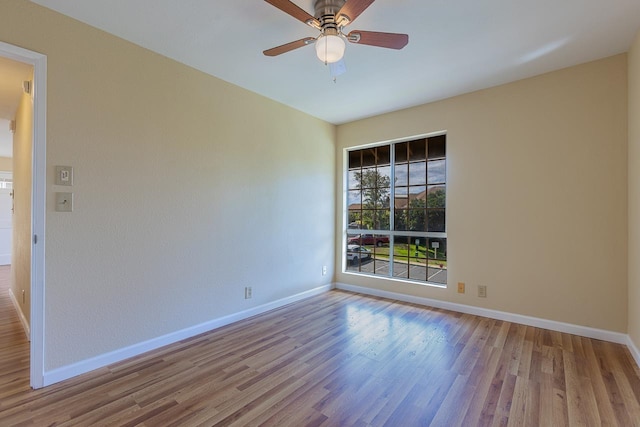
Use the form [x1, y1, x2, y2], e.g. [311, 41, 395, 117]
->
[365, 244, 447, 268]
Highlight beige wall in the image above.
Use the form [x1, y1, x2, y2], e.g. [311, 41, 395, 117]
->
[11, 86, 32, 327]
[0, 157, 12, 171]
[629, 30, 640, 349]
[0, 1, 335, 370]
[337, 55, 628, 332]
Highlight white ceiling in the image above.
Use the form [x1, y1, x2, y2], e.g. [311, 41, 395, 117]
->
[0, 56, 33, 158]
[26, 0, 640, 124]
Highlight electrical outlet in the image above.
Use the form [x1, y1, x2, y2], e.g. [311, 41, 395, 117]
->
[244, 286, 252, 299]
[478, 285, 487, 298]
[322, 265, 327, 276]
[457, 282, 465, 293]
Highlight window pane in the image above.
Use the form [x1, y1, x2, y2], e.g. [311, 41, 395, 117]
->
[428, 159, 446, 185]
[409, 161, 426, 185]
[409, 263, 427, 281]
[362, 234, 390, 278]
[348, 210, 361, 228]
[427, 236, 447, 285]
[395, 142, 408, 163]
[346, 244, 369, 272]
[362, 148, 376, 167]
[393, 257, 409, 278]
[347, 189, 361, 208]
[370, 211, 381, 229]
[348, 170, 361, 190]
[393, 238, 409, 255]
[374, 256, 390, 276]
[428, 135, 446, 159]
[427, 209, 446, 232]
[359, 167, 377, 189]
[373, 189, 391, 209]
[408, 186, 426, 205]
[407, 209, 426, 231]
[394, 186, 408, 210]
[409, 139, 426, 161]
[428, 238, 447, 260]
[374, 209, 391, 230]
[377, 165, 391, 187]
[410, 236, 426, 258]
[392, 239, 410, 279]
[427, 265, 447, 285]
[394, 209, 407, 231]
[361, 210, 375, 230]
[348, 150, 361, 169]
[377, 145, 390, 166]
[427, 185, 446, 208]
[395, 164, 408, 186]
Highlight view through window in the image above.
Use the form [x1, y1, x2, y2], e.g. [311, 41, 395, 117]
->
[346, 134, 447, 285]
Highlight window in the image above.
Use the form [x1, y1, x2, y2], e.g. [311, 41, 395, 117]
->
[346, 134, 447, 286]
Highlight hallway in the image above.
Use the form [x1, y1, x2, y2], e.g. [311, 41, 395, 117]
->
[0, 265, 30, 399]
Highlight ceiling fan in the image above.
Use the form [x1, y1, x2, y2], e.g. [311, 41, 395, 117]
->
[263, 0, 409, 67]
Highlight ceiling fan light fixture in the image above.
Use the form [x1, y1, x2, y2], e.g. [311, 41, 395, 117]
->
[315, 34, 345, 64]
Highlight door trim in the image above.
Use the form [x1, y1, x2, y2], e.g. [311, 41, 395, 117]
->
[0, 41, 47, 389]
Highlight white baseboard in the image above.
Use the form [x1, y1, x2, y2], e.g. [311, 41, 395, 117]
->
[627, 336, 640, 369]
[42, 284, 332, 387]
[8, 288, 30, 340]
[334, 283, 629, 345]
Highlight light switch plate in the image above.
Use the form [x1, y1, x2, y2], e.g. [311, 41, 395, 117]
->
[55, 166, 73, 186]
[55, 192, 73, 212]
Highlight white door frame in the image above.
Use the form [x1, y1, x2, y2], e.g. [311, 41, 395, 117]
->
[0, 41, 46, 389]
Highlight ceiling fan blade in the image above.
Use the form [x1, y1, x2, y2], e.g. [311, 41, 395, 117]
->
[347, 30, 409, 49]
[264, 0, 320, 28]
[336, 0, 375, 25]
[263, 37, 316, 57]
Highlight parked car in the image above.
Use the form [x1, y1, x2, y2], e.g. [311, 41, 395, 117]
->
[346, 244, 371, 264]
[347, 234, 389, 247]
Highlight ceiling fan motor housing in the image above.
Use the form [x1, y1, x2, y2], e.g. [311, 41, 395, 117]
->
[314, 0, 346, 35]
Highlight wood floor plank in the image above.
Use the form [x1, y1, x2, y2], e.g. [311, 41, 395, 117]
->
[1, 269, 639, 426]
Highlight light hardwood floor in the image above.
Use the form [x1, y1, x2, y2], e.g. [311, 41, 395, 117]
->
[1, 277, 640, 426]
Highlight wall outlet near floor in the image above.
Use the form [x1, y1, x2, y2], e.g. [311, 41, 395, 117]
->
[322, 265, 327, 276]
[244, 286, 252, 299]
[478, 285, 487, 298]
[457, 282, 465, 293]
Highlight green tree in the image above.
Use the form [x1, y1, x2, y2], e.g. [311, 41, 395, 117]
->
[427, 188, 446, 208]
[403, 188, 445, 231]
[354, 169, 390, 230]
[407, 198, 426, 231]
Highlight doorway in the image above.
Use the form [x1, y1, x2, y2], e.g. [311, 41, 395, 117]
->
[0, 41, 46, 389]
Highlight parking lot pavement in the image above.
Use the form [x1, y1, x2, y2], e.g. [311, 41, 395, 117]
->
[348, 258, 447, 285]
